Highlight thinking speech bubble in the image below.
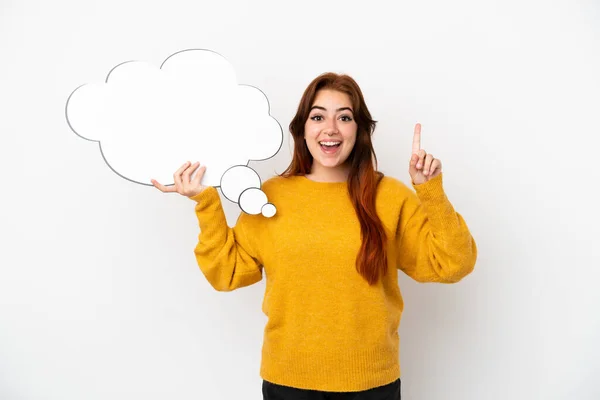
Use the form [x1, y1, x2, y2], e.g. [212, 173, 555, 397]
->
[66, 49, 282, 217]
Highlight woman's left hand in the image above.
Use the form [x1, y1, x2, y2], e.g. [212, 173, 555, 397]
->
[409, 123, 442, 185]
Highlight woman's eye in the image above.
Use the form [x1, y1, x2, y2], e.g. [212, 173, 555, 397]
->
[340, 115, 353, 122]
[310, 115, 323, 121]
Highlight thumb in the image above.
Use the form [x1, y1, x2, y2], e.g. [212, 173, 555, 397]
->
[408, 153, 419, 173]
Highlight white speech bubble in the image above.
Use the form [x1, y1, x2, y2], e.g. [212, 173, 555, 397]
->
[220, 165, 260, 201]
[220, 166, 276, 217]
[66, 49, 281, 215]
[239, 188, 277, 218]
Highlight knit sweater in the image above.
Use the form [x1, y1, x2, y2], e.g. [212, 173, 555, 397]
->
[190, 172, 477, 392]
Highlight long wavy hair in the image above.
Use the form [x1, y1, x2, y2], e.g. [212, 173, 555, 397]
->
[280, 72, 388, 285]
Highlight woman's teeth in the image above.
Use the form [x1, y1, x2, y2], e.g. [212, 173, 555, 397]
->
[320, 141, 341, 154]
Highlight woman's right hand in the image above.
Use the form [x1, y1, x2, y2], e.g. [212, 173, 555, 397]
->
[151, 161, 207, 198]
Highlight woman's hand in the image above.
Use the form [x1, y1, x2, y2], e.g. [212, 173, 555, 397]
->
[151, 161, 207, 197]
[409, 123, 442, 185]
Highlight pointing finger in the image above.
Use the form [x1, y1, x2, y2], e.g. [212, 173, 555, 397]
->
[412, 123, 421, 154]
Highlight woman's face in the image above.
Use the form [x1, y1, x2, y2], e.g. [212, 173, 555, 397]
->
[304, 89, 357, 173]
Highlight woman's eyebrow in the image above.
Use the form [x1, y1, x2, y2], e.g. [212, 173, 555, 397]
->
[310, 105, 354, 112]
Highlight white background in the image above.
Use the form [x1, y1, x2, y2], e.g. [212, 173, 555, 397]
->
[1, 0, 598, 399]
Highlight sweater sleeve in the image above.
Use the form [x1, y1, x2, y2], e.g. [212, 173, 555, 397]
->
[395, 173, 477, 283]
[189, 187, 263, 292]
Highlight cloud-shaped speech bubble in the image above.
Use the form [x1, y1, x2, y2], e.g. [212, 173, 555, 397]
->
[65, 49, 282, 217]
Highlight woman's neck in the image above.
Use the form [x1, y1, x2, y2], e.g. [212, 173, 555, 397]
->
[305, 163, 350, 183]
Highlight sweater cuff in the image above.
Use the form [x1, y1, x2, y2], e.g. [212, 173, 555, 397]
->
[412, 173, 446, 202]
[189, 186, 220, 208]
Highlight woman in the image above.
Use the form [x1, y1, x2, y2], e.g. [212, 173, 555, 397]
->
[152, 73, 477, 400]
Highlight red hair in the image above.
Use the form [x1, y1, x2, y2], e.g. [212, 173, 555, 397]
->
[281, 72, 388, 285]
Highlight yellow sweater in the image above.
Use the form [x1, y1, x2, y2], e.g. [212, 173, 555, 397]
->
[190, 173, 477, 392]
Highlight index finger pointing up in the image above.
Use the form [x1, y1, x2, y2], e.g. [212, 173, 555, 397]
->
[412, 123, 422, 154]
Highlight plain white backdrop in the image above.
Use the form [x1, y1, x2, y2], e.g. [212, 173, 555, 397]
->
[1, 0, 598, 399]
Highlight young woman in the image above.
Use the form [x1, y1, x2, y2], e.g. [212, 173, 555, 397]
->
[152, 73, 477, 400]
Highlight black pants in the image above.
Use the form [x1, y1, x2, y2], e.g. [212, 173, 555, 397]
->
[262, 378, 401, 400]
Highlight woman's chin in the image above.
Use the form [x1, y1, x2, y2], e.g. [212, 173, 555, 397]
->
[317, 157, 349, 170]
[319, 159, 341, 168]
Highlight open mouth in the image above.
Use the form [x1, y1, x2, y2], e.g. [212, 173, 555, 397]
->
[319, 141, 341, 153]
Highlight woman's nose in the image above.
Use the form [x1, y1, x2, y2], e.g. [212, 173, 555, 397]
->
[322, 120, 338, 135]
